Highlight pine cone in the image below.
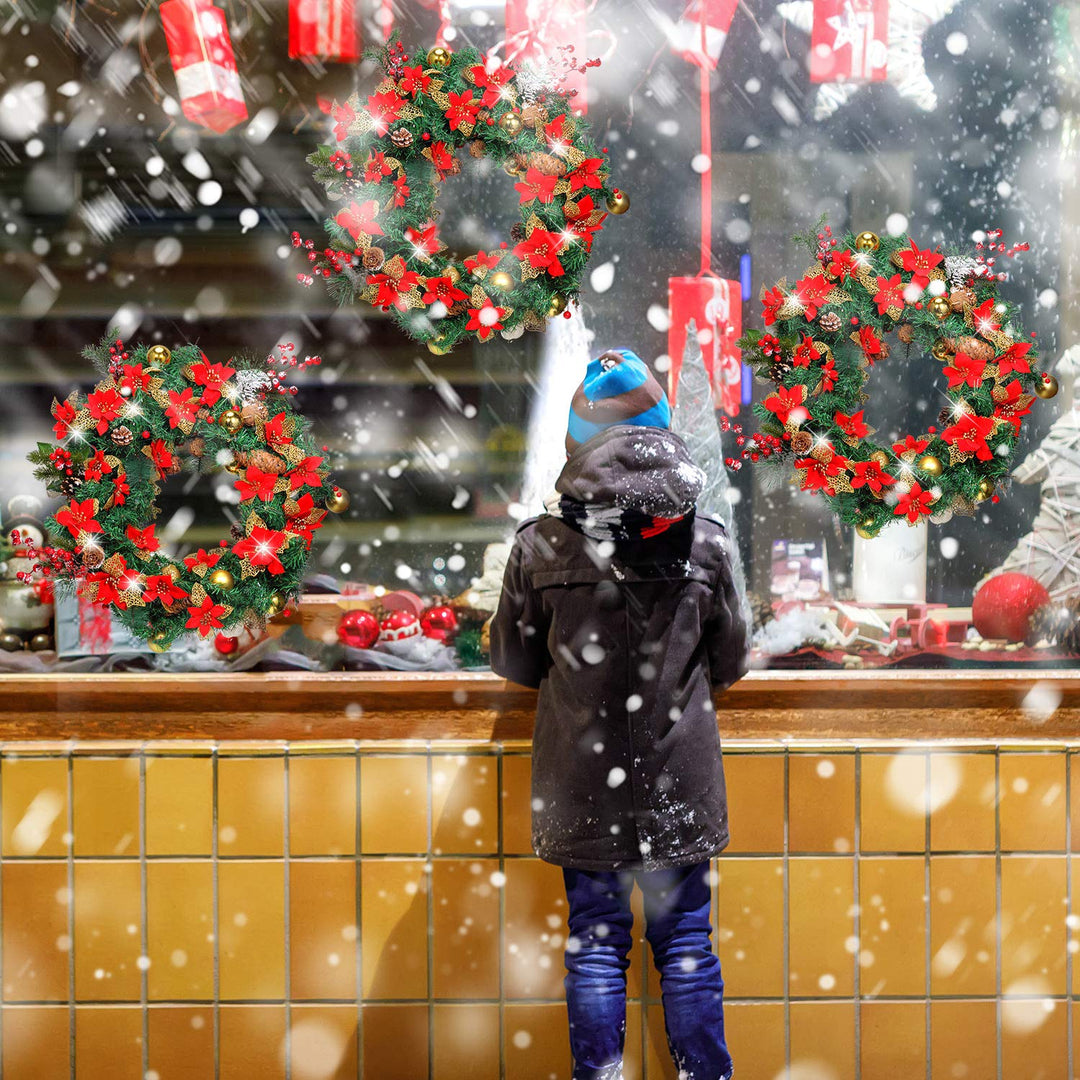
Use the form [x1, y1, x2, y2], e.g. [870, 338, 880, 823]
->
[60, 475, 81, 497]
[230, 522, 245, 541]
[769, 359, 793, 384]
[111, 425, 134, 447]
[467, 140, 486, 159]
[938, 406, 954, 428]
[526, 151, 565, 177]
[82, 545, 104, 569]
[950, 288, 976, 312]
[246, 449, 288, 475]
[944, 336, 994, 362]
[897, 323, 915, 344]
[510, 223, 527, 242]
[240, 400, 268, 425]
[188, 437, 205, 457]
[818, 311, 842, 333]
[790, 431, 813, 454]
[521, 105, 544, 128]
[363, 247, 386, 271]
[390, 128, 413, 149]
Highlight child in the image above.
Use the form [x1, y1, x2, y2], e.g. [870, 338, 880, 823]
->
[490, 348, 748, 1080]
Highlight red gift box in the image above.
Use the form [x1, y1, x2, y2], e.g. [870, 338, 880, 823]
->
[161, 0, 248, 134]
[810, 0, 889, 84]
[668, 276, 742, 417]
[289, 0, 359, 63]
[670, 0, 738, 70]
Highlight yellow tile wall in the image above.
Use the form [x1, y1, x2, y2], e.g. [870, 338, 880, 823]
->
[0, 743, 1078, 1077]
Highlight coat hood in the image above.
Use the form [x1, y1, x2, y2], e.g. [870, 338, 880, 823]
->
[554, 425, 706, 518]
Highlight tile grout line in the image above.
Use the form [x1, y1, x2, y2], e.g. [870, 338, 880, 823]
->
[995, 750, 1003, 1080]
[783, 750, 790, 1073]
[426, 744, 435, 1080]
[67, 754, 75, 1080]
[212, 747, 221, 1080]
[496, 747, 507, 1080]
[924, 752, 931, 1080]
[139, 752, 150, 1080]
[284, 751, 292, 1080]
[356, 748, 364, 1080]
[853, 749, 861, 1080]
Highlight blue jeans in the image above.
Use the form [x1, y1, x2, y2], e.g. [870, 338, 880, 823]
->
[562, 861, 733, 1080]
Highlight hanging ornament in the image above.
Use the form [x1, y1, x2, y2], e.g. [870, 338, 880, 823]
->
[337, 609, 381, 649]
[670, 0, 739, 69]
[160, 0, 249, 134]
[777, 0, 961, 121]
[288, 0, 359, 63]
[669, 277, 743, 417]
[505, 0, 590, 113]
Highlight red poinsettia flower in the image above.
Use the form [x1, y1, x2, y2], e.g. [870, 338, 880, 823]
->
[55, 498, 101, 539]
[391, 175, 411, 208]
[792, 335, 821, 368]
[83, 450, 113, 482]
[896, 239, 944, 290]
[111, 470, 130, 507]
[565, 195, 596, 222]
[233, 527, 288, 575]
[763, 384, 808, 426]
[873, 274, 905, 315]
[83, 569, 125, 610]
[145, 438, 174, 477]
[363, 151, 394, 183]
[335, 200, 384, 240]
[851, 459, 897, 495]
[469, 60, 513, 107]
[826, 249, 856, 281]
[894, 481, 936, 523]
[125, 524, 160, 553]
[329, 101, 356, 142]
[793, 275, 832, 320]
[287, 455, 325, 491]
[993, 379, 1034, 433]
[405, 222, 441, 259]
[464, 250, 500, 274]
[264, 413, 293, 446]
[466, 298, 509, 342]
[367, 269, 422, 310]
[943, 351, 986, 390]
[284, 493, 327, 549]
[366, 89, 402, 136]
[857, 325, 885, 363]
[143, 574, 188, 606]
[892, 434, 931, 456]
[186, 595, 229, 638]
[52, 398, 77, 440]
[422, 276, 469, 306]
[940, 411, 996, 460]
[165, 388, 200, 429]
[834, 410, 870, 439]
[513, 229, 565, 277]
[971, 299, 1001, 336]
[996, 341, 1033, 377]
[398, 64, 432, 98]
[235, 466, 279, 503]
[426, 140, 455, 180]
[119, 363, 153, 396]
[444, 89, 480, 131]
[820, 357, 839, 392]
[566, 212, 604, 251]
[568, 157, 604, 192]
[183, 548, 221, 572]
[544, 112, 570, 147]
[87, 386, 124, 435]
[188, 359, 236, 406]
[514, 167, 559, 205]
[795, 450, 849, 494]
[761, 286, 785, 327]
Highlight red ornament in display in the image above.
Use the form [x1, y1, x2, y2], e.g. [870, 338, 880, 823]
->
[160, 0, 249, 134]
[337, 609, 380, 650]
[420, 605, 458, 642]
[214, 633, 239, 656]
[972, 572, 1051, 643]
[379, 610, 421, 642]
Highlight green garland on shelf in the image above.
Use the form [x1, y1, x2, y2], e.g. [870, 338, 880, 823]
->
[303, 38, 627, 353]
[738, 224, 1056, 537]
[25, 336, 345, 650]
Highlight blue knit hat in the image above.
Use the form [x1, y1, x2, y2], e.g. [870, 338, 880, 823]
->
[566, 349, 671, 453]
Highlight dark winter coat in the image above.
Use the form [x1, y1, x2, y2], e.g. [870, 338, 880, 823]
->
[490, 426, 748, 872]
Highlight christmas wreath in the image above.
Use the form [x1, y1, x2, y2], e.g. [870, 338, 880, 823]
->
[738, 224, 1056, 537]
[301, 38, 627, 354]
[23, 337, 346, 651]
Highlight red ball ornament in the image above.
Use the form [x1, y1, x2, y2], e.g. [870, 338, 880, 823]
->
[420, 605, 458, 642]
[379, 610, 421, 643]
[338, 609, 380, 650]
[972, 573, 1051, 643]
[214, 634, 239, 656]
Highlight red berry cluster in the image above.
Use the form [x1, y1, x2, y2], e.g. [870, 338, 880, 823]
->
[974, 228, 1029, 284]
[12, 531, 81, 585]
[107, 338, 130, 379]
[814, 224, 840, 262]
[265, 342, 322, 398]
[328, 150, 354, 179]
[720, 418, 784, 471]
[385, 39, 408, 78]
[48, 448, 73, 475]
[759, 335, 780, 357]
[291, 230, 360, 288]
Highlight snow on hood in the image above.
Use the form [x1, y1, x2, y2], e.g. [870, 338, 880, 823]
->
[554, 425, 706, 518]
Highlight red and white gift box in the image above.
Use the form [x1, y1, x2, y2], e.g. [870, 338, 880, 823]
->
[810, 0, 889, 84]
[670, 0, 738, 70]
[288, 0, 359, 63]
[161, 0, 248, 134]
[668, 276, 743, 417]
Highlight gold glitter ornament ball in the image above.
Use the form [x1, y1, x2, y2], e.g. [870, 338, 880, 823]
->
[854, 231, 880, 252]
[427, 46, 452, 68]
